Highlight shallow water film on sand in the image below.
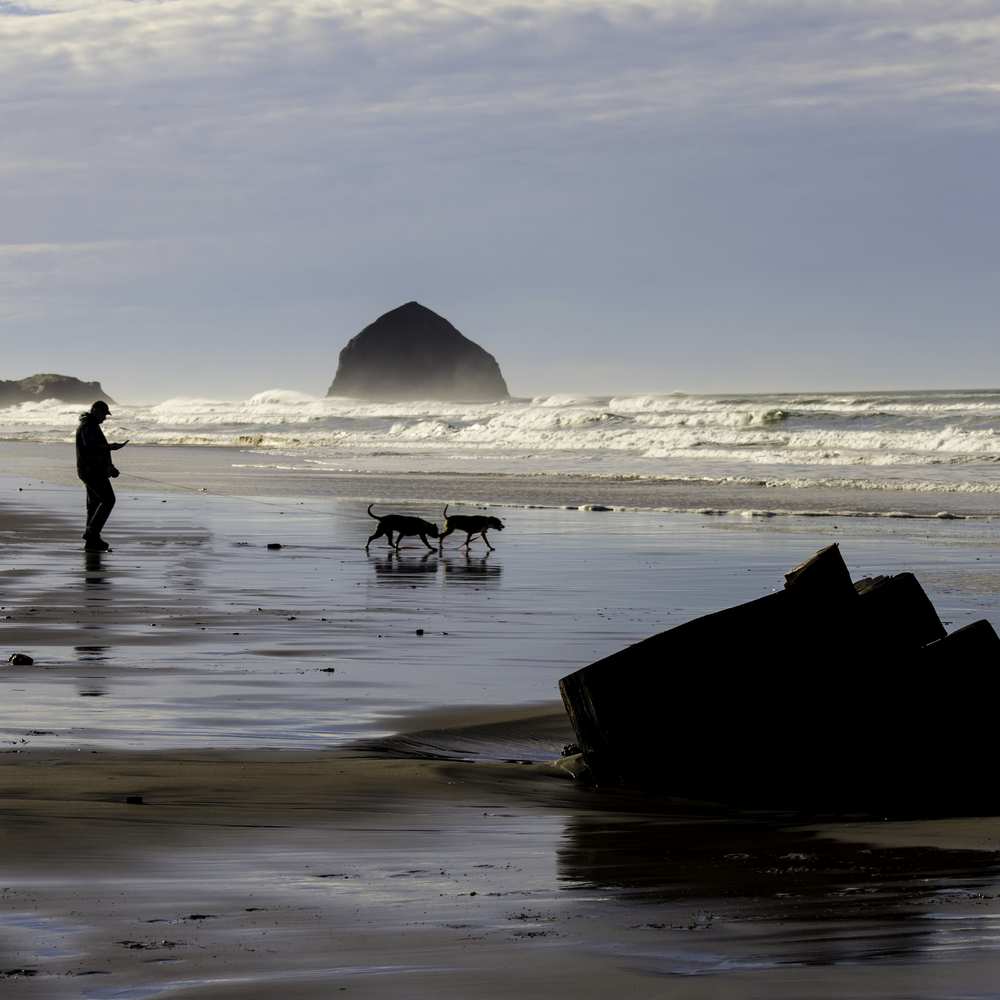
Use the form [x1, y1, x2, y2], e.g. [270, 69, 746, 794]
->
[2, 478, 999, 750]
[2, 453, 1000, 997]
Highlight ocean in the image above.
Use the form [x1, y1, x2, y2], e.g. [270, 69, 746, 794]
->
[3, 388, 1000, 505]
[2, 384, 1000, 751]
[5, 394, 1000, 988]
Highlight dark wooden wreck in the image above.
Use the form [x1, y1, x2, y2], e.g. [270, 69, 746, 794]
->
[558, 544, 1000, 815]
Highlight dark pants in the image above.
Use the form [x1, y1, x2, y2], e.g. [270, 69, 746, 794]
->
[82, 476, 116, 536]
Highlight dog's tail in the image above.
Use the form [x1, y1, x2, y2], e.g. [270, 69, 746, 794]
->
[367, 503, 379, 520]
[443, 504, 450, 520]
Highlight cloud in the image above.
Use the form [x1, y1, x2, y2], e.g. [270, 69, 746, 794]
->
[4, 1, 999, 111]
[2, 0, 1000, 397]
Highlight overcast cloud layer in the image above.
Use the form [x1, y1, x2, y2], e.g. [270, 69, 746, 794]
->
[1, 0, 998, 400]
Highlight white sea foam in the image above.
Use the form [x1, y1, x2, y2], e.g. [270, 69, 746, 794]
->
[4, 387, 1000, 495]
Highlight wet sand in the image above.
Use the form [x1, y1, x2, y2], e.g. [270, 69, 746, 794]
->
[3, 463, 1000, 996]
[3, 471, 999, 751]
[4, 743, 1000, 999]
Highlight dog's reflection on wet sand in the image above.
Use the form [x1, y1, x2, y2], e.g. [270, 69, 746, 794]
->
[367, 550, 503, 588]
[369, 550, 439, 582]
[442, 553, 501, 584]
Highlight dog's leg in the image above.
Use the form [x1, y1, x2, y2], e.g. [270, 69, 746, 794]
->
[393, 531, 404, 551]
[482, 531, 495, 551]
[365, 526, 385, 550]
[418, 533, 435, 551]
[438, 525, 453, 551]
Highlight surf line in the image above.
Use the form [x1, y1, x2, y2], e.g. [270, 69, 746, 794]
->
[119, 472, 355, 520]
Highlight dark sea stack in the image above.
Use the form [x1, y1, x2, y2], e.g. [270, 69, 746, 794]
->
[327, 302, 509, 401]
[559, 543, 1000, 816]
[0, 374, 115, 408]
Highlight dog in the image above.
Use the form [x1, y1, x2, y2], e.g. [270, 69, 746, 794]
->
[365, 504, 439, 551]
[438, 504, 505, 551]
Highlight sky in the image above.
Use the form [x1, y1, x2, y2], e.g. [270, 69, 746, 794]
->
[1, 0, 999, 402]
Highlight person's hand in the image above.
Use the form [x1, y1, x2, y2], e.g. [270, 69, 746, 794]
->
[109, 466, 120, 478]
[111, 440, 129, 449]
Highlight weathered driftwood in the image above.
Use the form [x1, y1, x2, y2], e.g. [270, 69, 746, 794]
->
[922, 618, 1000, 662]
[853, 573, 947, 650]
[783, 541, 856, 598]
[558, 543, 1000, 814]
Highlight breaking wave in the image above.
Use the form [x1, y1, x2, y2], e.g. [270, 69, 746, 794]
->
[4, 387, 1000, 494]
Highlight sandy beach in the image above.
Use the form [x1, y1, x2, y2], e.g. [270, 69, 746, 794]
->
[3, 450, 1000, 998]
[5, 0, 1000, 990]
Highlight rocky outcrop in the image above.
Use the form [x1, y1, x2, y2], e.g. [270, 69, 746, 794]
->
[327, 302, 509, 401]
[0, 374, 116, 409]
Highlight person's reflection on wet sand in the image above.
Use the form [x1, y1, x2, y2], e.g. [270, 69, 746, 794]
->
[74, 646, 110, 698]
[82, 551, 111, 638]
[84, 549, 111, 585]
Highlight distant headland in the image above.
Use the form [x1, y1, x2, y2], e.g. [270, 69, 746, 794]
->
[0, 374, 115, 408]
[327, 302, 509, 402]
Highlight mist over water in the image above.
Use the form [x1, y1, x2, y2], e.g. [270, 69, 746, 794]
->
[4, 388, 1000, 496]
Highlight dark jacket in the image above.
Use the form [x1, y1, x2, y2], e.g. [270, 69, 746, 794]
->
[76, 416, 118, 479]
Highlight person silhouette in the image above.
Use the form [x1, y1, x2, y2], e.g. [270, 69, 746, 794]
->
[76, 400, 128, 551]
